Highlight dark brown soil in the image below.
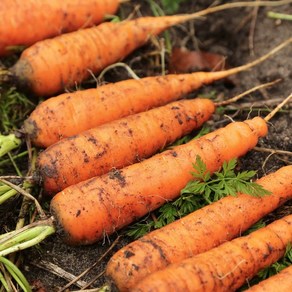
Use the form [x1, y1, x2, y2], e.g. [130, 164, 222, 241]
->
[2, 1, 292, 291]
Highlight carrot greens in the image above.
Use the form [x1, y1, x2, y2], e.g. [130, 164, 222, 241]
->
[126, 157, 271, 239]
[107, 166, 292, 291]
[183, 156, 271, 200]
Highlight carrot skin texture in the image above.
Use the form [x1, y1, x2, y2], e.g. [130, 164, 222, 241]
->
[131, 215, 292, 292]
[7, 7, 292, 96]
[50, 117, 268, 245]
[0, 0, 119, 56]
[245, 265, 292, 292]
[10, 14, 229, 96]
[37, 99, 215, 194]
[10, 16, 178, 96]
[25, 72, 222, 147]
[105, 166, 292, 291]
[21, 37, 292, 144]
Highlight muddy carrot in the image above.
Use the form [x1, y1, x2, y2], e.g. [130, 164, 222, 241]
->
[49, 115, 268, 245]
[23, 36, 290, 147]
[0, 0, 120, 56]
[35, 80, 279, 194]
[245, 265, 292, 292]
[105, 166, 292, 291]
[131, 215, 292, 292]
[36, 98, 215, 194]
[4, 1, 292, 96]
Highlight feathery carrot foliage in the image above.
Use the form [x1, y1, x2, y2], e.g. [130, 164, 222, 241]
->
[126, 157, 271, 239]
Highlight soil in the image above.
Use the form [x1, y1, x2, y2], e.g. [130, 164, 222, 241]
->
[1, 1, 291, 291]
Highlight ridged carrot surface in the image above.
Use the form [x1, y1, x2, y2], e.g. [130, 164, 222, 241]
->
[37, 98, 215, 194]
[105, 166, 292, 291]
[11, 15, 187, 96]
[50, 117, 268, 245]
[131, 215, 292, 292]
[23, 37, 292, 147]
[0, 0, 119, 56]
[5, 2, 292, 96]
[24, 71, 228, 147]
[245, 265, 292, 292]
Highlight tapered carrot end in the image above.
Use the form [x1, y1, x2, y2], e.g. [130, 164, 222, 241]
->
[50, 198, 78, 245]
[23, 118, 39, 139]
[244, 117, 268, 138]
[50, 185, 109, 245]
[10, 59, 34, 93]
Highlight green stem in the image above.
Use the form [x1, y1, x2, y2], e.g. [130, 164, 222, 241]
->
[148, 0, 172, 53]
[0, 221, 47, 242]
[0, 179, 45, 219]
[0, 151, 29, 167]
[0, 257, 31, 292]
[204, 197, 213, 204]
[0, 185, 11, 194]
[0, 189, 18, 204]
[0, 226, 49, 251]
[0, 270, 10, 291]
[0, 226, 55, 257]
[7, 152, 22, 177]
[267, 11, 292, 20]
[148, 0, 165, 17]
[0, 134, 21, 157]
[0, 218, 56, 257]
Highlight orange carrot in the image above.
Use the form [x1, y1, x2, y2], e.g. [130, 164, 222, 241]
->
[23, 37, 290, 147]
[36, 98, 215, 194]
[245, 265, 292, 292]
[49, 116, 268, 245]
[131, 215, 292, 292]
[0, 0, 120, 56]
[105, 166, 292, 291]
[7, 1, 292, 96]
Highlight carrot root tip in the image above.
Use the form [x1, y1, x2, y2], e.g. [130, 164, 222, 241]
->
[23, 118, 39, 139]
[10, 59, 34, 93]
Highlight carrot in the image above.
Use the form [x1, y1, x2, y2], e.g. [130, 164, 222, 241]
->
[36, 98, 215, 194]
[245, 265, 292, 292]
[49, 116, 269, 245]
[0, 0, 120, 56]
[35, 80, 279, 194]
[5, 1, 292, 96]
[23, 36, 290, 148]
[105, 165, 292, 291]
[131, 215, 292, 292]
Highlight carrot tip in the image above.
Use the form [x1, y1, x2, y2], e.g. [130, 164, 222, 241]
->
[23, 118, 39, 140]
[10, 59, 34, 93]
[245, 117, 268, 138]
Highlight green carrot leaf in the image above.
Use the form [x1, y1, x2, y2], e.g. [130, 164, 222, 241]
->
[126, 157, 271, 239]
[190, 156, 211, 182]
